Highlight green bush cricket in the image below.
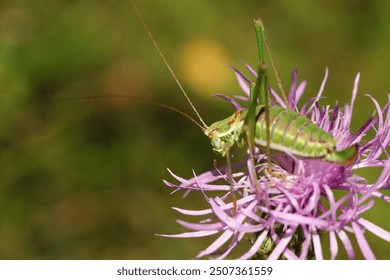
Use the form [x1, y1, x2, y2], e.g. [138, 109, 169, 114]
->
[130, 1, 358, 213]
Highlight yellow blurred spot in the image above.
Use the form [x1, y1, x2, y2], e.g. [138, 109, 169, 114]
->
[176, 38, 231, 96]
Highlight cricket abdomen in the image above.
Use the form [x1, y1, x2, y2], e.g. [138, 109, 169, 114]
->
[254, 106, 336, 159]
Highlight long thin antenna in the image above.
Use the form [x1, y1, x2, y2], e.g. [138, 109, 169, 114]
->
[56, 95, 204, 131]
[130, 0, 207, 129]
[256, 19, 288, 107]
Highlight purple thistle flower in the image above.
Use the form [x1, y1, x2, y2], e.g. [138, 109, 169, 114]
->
[161, 64, 390, 260]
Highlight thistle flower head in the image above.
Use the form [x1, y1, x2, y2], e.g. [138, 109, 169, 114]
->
[162, 64, 390, 260]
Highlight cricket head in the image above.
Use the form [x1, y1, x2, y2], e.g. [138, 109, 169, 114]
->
[204, 110, 246, 157]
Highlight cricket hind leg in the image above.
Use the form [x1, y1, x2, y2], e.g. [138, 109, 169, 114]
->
[245, 64, 274, 188]
[253, 19, 286, 179]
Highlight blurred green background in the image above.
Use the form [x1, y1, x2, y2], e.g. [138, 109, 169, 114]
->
[0, 0, 389, 259]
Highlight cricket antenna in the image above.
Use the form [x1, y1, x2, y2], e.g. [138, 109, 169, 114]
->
[130, 0, 208, 129]
[56, 95, 205, 131]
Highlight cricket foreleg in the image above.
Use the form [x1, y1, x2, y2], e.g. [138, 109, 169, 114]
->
[225, 150, 237, 214]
